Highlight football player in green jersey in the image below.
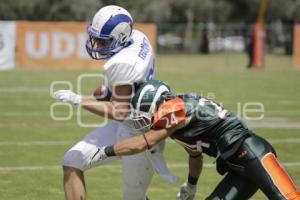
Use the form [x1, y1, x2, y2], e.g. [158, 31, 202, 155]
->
[94, 80, 300, 200]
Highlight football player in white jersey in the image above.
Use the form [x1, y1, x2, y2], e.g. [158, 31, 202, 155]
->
[53, 5, 175, 200]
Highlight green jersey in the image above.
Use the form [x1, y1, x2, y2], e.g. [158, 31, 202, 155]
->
[168, 94, 249, 157]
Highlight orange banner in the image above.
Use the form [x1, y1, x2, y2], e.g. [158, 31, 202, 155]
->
[16, 21, 156, 69]
[293, 25, 300, 69]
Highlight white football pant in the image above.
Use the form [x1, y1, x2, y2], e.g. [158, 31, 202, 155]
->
[63, 121, 159, 200]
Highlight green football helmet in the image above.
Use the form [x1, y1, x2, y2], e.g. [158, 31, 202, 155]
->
[129, 80, 171, 131]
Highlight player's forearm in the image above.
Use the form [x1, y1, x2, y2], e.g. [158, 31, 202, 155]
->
[113, 129, 171, 156]
[113, 135, 149, 156]
[81, 97, 115, 120]
[99, 123, 186, 161]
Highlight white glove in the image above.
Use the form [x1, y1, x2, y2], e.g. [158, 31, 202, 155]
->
[177, 182, 197, 200]
[90, 147, 108, 166]
[53, 90, 82, 105]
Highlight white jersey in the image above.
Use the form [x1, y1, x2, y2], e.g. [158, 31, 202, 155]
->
[98, 30, 176, 183]
[103, 29, 155, 92]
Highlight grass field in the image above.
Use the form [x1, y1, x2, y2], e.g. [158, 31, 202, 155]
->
[0, 53, 299, 199]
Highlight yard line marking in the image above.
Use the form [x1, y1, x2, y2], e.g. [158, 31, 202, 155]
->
[246, 121, 300, 129]
[0, 141, 75, 146]
[245, 117, 300, 129]
[1, 162, 300, 172]
[0, 112, 46, 117]
[0, 137, 300, 146]
[166, 138, 300, 144]
[1, 122, 300, 129]
[0, 112, 93, 117]
[268, 138, 300, 143]
[0, 87, 49, 93]
[1, 115, 300, 128]
[0, 123, 76, 127]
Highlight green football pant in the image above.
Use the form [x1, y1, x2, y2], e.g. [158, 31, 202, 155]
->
[206, 134, 300, 200]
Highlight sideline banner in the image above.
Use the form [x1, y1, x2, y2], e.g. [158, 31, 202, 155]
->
[0, 21, 16, 70]
[16, 21, 156, 69]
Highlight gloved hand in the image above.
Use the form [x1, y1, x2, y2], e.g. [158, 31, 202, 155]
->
[176, 182, 197, 200]
[53, 90, 82, 105]
[90, 147, 108, 166]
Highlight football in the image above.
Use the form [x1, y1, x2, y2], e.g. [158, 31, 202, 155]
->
[93, 85, 104, 101]
[93, 85, 102, 98]
[93, 85, 111, 101]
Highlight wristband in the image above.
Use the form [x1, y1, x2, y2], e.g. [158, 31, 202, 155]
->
[104, 145, 116, 157]
[189, 153, 202, 158]
[188, 174, 199, 186]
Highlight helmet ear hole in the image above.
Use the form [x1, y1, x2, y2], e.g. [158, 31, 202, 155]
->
[120, 35, 127, 43]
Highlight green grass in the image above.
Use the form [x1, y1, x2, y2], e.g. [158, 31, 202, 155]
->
[0, 53, 299, 199]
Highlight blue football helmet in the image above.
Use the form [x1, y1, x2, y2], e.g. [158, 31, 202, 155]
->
[85, 5, 133, 60]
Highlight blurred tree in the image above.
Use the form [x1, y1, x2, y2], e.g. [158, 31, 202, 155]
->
[0, 0, 101, 21]
[0, 0, 299, 23]
[226, 0, 260, 23]
[266, 0, 294, 22]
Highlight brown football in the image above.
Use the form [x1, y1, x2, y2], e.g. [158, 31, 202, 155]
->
[93, 86, 103, 100]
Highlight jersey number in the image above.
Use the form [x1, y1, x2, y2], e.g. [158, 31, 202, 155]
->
[199, 98, 227, 119]
[161, 113, 178, 128]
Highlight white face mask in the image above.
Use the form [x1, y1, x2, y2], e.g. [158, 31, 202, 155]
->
[125, 109, 153, 132]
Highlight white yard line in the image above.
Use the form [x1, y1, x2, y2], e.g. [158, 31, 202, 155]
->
[167, 138, 300, 144]
[0, 141, 74, 146]
[0, 112, 46, 117]
[247, 121, 300, 129]
[0, 87, 49, 93]
[0, 112, 92, 117]
[1, 121, 300, 128]
[0, 162, 299, 172]
[268, 138, 300, 143]
[0, 137, 300, 146]
[2, 111, 300, 128]
[0, 123, 76, 127]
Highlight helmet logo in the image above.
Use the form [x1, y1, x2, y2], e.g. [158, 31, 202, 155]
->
[136, 84, 169, 114]
[137, 85, 155, 111]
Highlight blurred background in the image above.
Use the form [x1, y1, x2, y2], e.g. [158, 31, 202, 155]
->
[1, 0, 299, 56]
[0, 0, 300, 200]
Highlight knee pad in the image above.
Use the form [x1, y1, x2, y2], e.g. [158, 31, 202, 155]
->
[62, 141, 99, 171]
[62, 149, 86, 171]
[63, 141, 121, 171]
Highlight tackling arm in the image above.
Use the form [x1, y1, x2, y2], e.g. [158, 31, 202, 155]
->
[113, 127, 174, 156]
[108, 117, 190, 157]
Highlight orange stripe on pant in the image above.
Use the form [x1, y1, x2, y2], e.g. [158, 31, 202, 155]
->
[261, 153, 300, 200]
